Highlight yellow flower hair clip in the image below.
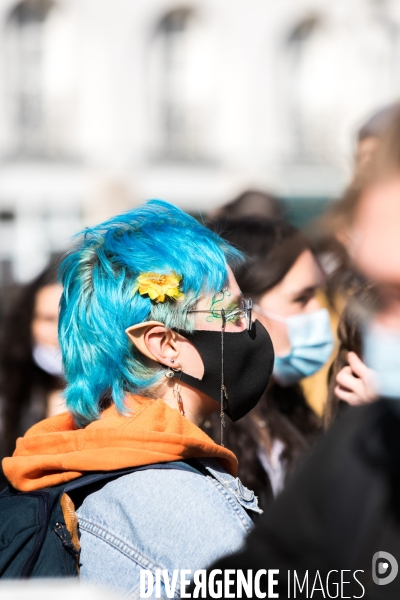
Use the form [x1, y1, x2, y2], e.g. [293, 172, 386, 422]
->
[134, 272, 184, 303]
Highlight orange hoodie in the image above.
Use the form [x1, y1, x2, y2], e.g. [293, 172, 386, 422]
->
[3, 395, 237, 492]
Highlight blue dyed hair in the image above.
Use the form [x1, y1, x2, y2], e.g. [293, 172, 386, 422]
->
[59, 199, 243, 426]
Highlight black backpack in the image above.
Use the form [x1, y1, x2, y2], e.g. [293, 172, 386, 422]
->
[0, 460, 205, 579]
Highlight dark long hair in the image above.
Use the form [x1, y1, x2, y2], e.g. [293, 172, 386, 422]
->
[209, 218, 309, 299]
[0, 259, 63, 458]
[209, 189, 285, 221]
[205, 217, 320, 505]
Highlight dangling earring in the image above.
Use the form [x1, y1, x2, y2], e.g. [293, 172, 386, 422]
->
[164, 361, 185, 416]
[173, 362, 185, 416]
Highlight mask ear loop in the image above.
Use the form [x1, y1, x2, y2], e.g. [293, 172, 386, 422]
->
[220, 309, 227, 446]
[253, 304, 287, 324]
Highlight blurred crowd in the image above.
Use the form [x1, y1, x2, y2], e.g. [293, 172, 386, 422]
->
[0, 99, 400, 596]
[0, 101, 397, 499]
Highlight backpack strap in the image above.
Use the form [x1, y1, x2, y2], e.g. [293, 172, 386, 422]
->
[62, 459, 207, 509]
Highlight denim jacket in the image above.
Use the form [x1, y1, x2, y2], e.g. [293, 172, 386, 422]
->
[76, 458, 262, 598]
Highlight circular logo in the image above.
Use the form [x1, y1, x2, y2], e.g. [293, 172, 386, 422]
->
[372, 551, 399, 586]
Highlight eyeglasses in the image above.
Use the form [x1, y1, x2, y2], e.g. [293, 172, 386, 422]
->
[187, 297, 253, 331]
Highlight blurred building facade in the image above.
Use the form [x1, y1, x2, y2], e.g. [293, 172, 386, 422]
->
[0, 0, 400, 282]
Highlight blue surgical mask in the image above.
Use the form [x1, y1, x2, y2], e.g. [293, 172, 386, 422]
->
[363, 324, 400, 398]
[255, 306, 334, 386]
[33, 344, 64, 377]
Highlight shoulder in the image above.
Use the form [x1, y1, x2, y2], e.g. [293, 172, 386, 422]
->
[77, 460, 257, 577]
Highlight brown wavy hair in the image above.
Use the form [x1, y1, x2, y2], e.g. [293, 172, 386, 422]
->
[324, 283, 381, 429]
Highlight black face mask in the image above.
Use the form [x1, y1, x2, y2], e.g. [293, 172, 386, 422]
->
[174, 320, 274, 422]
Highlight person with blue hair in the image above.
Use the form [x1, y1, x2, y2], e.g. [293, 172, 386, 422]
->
[3, 199, 274, 595]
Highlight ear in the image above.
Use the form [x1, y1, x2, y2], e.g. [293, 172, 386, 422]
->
[125, 321, 178, 366]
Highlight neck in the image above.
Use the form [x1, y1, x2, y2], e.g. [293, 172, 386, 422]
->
[161, 380, 220, 427]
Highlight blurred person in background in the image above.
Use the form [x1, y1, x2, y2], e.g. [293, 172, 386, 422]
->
[203, 106, 400, 600]
[308, 102, 400, 308]
[0, 259, 64, 483]
[324, 282, 379, 429]
[204, 217, 332, 505]
[211, 194, 335, 418]
[355, 102, 400, 173]
[208, 189, 285, 221]
[300, 104, 400, 417]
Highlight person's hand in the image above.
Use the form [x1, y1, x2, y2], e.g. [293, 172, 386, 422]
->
[334, 351, 378, 405]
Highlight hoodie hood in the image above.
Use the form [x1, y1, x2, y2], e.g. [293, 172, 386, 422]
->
[3, 395, 237, 491]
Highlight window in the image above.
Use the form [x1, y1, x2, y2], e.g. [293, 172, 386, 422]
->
[5, 0, 77, 157]
[6, 0, 54, 155]
[284, 13, 399, 166]
[286, 17, 322, 161]
[148, 9, 214, 161]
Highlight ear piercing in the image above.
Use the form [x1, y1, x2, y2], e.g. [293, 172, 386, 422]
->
[165, 361, 177, 379]
[164, 359, 178, 379]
